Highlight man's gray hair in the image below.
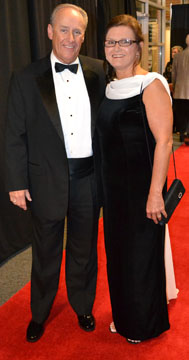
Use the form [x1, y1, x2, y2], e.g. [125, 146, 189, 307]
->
[50, 3, 88, 29]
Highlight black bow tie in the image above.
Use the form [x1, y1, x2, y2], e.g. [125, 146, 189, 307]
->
[55, 62, 78, 74]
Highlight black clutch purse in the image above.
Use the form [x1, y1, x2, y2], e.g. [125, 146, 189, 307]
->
[158, 178, 185, 225]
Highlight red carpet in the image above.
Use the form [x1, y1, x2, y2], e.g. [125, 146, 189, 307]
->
[0, 145, 189, 360]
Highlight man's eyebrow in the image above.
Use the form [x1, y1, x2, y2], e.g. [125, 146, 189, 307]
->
[59, 25, 83, 31]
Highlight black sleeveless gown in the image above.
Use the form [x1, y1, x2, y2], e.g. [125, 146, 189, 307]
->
[96, 93, 170, 340]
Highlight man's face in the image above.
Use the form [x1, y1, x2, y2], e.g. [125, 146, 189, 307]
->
[186, 34, 189, 46]
[47, 7, 85, 64]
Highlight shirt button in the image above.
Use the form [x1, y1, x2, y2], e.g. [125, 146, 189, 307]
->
[70, 114, 72, 117]
[67, 80, 69, 82]
[69, 97, 71, 99]
[71, 133, 73, 135]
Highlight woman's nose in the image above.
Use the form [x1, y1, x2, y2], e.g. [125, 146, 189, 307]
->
[114, 42, 121, 50]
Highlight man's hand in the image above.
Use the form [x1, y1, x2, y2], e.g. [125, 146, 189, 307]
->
[9, 190, 32, 211]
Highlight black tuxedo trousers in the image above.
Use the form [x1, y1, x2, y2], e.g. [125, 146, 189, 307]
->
[31, 171, 99, 323]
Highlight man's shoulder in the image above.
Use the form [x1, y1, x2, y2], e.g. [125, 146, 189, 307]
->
[183, 47, 189, 56]
[176, 48, 189, 60]
[14, 55, 51, 78]
[79, 54, 103, 68]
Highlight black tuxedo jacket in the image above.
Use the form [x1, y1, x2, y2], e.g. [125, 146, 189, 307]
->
[5, 54, 105, 219]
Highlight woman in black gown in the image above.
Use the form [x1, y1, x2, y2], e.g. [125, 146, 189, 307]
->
[96, 15, 173, 343]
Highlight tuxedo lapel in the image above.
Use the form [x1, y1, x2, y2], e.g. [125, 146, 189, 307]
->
[36, 63, 64, 142]
[79, 57, 99, 137]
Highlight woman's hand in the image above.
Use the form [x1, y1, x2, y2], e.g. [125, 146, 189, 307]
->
[146, 191, 167, 224]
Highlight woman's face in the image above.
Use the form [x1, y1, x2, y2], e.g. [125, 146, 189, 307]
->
[105, 25, 140, 75]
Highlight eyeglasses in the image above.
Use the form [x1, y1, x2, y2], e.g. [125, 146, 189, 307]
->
[104, 39, 139, 48]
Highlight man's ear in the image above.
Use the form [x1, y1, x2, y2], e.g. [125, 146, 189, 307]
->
[47, 24, 53, 40]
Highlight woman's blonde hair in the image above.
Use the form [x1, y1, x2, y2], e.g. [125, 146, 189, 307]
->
[172, 45, 183, 53]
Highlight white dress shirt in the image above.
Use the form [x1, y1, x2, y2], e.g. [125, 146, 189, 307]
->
[50, 51, 92, 158]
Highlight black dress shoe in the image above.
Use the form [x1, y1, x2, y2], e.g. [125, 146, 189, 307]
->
[26, 320, 44, 342]
[78, 314, 95, 332]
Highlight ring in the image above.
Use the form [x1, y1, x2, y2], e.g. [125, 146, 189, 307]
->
[13, 200, 17, 204]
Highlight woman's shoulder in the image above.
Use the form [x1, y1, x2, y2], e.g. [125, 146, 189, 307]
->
[142, 72, 167, 85]
[142, 72, 171, 97]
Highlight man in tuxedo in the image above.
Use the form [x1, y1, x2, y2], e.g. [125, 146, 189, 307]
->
[172, 34, 189, 141]
[5, 3, 105, 342]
